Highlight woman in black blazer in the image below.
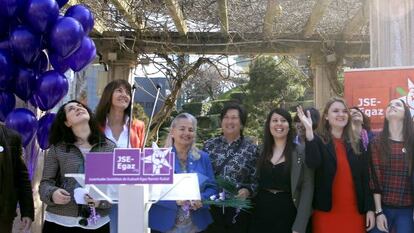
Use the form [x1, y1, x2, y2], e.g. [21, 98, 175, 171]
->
[297, 97, 374, 233]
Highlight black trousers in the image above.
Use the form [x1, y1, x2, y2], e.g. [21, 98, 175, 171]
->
[249, 190, 297, 233]
[205, 206, 251, 233]
[0, 218, 13, 233]
[43, 220, 110, 233]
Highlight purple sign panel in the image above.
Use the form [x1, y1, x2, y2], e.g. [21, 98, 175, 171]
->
[85, 148, 174, 184]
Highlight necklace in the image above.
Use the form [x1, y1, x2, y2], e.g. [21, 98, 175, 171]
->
[179, 158, 187, 172]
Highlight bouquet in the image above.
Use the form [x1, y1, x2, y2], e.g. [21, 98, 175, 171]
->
[202, 176, 253, 211]
[180, 176, 252, 223]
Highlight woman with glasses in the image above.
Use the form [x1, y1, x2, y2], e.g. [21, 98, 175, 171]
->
[39, 100, 115, 233]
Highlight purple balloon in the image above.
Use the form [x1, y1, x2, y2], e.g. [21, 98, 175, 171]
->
[56, 0, 68, 8]
[29, 94, 38, 108]
[0, 41, 9, 49]
[31, 50, 48, 74]
[49, 52, 70, 73]
[0, 17, 10, 39]
[0, 49, 14, 90]
[25, 0, 59, 33]
[37, 112, 55, 149]
[49, 17, 84, 58]
[65, 4, 94, 34]
[0, 90, 16, 121]
[10, 26, 41, 64]
[5, 108, 38, 146]
[34, 70, 68, 111]
[13, 66, 37, 101]
[68, 36, 96, 72]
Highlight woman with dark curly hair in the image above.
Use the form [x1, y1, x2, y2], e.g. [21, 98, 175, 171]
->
[39, 100, 115, 233]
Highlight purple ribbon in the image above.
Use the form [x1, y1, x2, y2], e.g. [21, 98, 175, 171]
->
[87, 204, 101, 225]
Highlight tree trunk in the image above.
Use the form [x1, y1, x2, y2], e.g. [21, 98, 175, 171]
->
[145, 56, 210, 143]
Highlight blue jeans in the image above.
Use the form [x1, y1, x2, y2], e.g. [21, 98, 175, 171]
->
[370, 207, 414, 233]
[109, 204, 118, 233]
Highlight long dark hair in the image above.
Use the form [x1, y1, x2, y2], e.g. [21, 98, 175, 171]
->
[49, 100, 105, 145]
[95, 79, 132, 129]
[317, 97, 360, 154]
[257, 108, 295, 174]
[379, 99, 414, 170]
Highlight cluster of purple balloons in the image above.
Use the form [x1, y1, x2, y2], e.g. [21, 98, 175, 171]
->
[0, 0, 97, 149]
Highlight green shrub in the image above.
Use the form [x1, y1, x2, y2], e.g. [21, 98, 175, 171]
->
[181, 102, 202, 115]
[208, 100, 231, 115]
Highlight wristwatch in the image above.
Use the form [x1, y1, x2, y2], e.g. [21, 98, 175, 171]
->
[375, 209, 384, 217]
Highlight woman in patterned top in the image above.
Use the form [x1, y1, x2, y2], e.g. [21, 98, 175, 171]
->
[369, 99, 414, 233]
[203, 103, 258, 233]
[39, 100, 115, 233]
[149, 113, 217, 233]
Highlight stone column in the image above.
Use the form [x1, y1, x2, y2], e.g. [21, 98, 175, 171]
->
[311, 52, 334, 110]
[108, 60, 136, 83]
[370, 0, 414, 67]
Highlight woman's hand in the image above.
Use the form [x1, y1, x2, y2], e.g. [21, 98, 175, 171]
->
[52, 188, 71, 204]
[176, 200, 203, 210]
[21, 217, 32, 232]
[235, 188, 250, 200]
[376, 213, 389, 232]
[84, 194, 100, 207]
[296, 106, 314, 141]
[190, 200, 203, 210]
[176, 200, 186, 206]
[366, 211, 375, 231]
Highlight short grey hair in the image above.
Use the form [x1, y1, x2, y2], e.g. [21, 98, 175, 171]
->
[164, 113, 200, 160]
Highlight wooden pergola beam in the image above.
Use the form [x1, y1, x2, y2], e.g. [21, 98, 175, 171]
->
[303, 0, 333, 38]
[218, 0, 229, 34]
[343, 1, 369, 39]
[165, 0, 188, 36]
[110, 0, 141, 29]
[263, 0, 281, 38]
[94, 31, 370, 56]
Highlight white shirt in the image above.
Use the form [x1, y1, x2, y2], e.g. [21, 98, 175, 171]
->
[104, 117, 130, 148]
